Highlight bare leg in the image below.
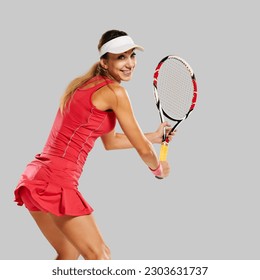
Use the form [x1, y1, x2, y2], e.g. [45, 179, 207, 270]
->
[30, 211, 80, 260]
[49, 213, 111, 260]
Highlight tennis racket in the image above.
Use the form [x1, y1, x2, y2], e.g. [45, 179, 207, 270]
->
[153, 55, 198, 164]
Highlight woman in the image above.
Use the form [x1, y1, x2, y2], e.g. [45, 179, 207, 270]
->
[14, 29, 174, 260]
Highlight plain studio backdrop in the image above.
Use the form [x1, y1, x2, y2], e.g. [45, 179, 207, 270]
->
[0, 0, 259, 260]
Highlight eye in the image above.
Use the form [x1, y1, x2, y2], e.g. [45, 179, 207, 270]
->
[131, 52, 136, 58]
[117, 55, 125, 60]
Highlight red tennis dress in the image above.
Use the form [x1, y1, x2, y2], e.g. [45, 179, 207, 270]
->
[14, 76, 116, 216]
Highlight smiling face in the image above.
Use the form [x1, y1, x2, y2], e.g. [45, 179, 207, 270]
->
[100, 48, 137, 83]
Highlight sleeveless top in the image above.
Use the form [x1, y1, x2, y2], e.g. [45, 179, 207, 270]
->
[42, 75, 116, 167]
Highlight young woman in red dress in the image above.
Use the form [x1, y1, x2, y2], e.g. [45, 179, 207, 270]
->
[14, 30, 174, 260]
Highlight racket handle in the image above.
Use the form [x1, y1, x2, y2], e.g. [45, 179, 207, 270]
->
[159, 142, 168, 161]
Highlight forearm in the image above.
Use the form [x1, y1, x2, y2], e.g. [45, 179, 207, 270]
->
[104, 132, 166, 175]
[111, 133, 133, 149]
[105, 131, 158, 150]
[144, 132, 160, 144]
[136, 140, 160, 170]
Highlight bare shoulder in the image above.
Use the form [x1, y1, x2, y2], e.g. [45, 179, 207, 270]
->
[92, 82, 129, 111]
[106, 83, 133, 113]
[109, 83, 128, 96]
[108, 83, 130, 105]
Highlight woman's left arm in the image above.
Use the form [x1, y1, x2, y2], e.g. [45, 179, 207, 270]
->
[101, 122, 175, 150]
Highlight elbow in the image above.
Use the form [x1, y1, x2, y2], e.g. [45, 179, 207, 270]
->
[103, 142, 113, 151]
[102, 139, 118, 151]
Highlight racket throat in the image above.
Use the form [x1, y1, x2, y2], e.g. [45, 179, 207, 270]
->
[162, 126, 169, 142]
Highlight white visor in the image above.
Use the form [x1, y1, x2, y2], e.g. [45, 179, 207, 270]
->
[99, 35, 144, 57]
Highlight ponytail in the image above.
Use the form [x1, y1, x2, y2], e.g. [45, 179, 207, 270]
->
[60, 62, 99, 113]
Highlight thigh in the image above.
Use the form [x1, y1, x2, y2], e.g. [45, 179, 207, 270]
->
[30, 211, 80, 259]
[49, 213, 110, 259]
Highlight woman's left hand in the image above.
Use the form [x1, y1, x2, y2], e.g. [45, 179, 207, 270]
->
[153, 122, 176, 144]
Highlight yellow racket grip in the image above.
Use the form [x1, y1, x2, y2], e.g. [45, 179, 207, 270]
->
[159, 142, 169, 161]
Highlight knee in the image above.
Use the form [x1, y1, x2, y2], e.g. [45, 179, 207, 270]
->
[83, 244, 111, 260]
[102, 245, 111, 260]
[55, 249, 80, 260]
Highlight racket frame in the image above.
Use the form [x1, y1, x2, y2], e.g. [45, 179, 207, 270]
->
[153, 55, 197, 164]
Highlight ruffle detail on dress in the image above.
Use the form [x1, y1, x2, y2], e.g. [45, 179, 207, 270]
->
[14, 179, 94, 217]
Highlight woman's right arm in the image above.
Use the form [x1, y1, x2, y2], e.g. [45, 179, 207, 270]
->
[101, 85, 170, 177]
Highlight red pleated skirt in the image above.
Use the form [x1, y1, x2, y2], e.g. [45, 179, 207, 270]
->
[14, 154, 94, 216]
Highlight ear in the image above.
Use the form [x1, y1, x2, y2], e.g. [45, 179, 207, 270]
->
[100, 58, 108, 70]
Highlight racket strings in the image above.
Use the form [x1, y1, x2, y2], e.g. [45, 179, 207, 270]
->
[157, 58, 194, 120]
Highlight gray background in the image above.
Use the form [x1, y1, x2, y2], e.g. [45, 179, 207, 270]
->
[1, 0, 259, 260]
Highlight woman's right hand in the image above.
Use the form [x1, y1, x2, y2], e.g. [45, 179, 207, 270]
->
[161, 160, 170, 177]
[155, 160, 170, 179]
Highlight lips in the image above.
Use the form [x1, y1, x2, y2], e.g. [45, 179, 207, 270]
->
[122, 70, 132, 75]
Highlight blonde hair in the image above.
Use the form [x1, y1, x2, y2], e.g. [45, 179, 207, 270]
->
[60, 63, 99, 113]
[59, 30, 128, 113]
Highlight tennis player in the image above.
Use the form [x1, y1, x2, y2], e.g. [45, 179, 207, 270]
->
[14, 30, 174, 260]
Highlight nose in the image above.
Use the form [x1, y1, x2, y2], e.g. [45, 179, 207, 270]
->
[125, 57, 135, 68]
